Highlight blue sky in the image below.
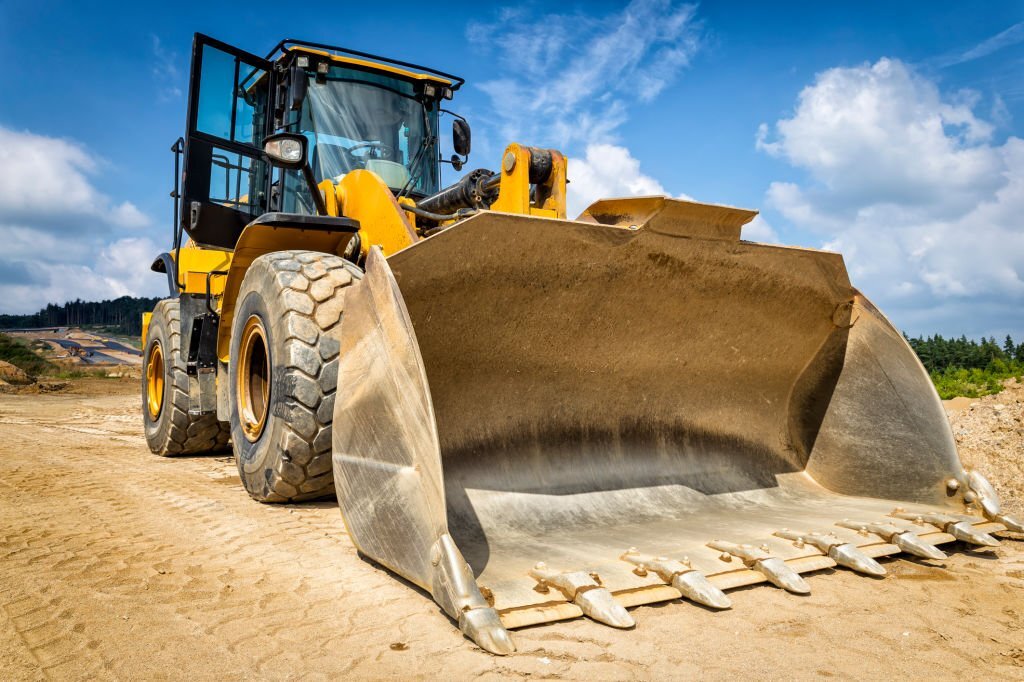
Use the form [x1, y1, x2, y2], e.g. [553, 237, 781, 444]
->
[0, 1, 1022, 337]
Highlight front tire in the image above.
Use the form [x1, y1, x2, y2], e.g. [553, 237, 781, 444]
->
[142, 299, 231, 455]
[228, 250, 359, 502]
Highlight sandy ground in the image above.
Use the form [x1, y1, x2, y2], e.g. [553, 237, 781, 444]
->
[0, 378, 1022, 681]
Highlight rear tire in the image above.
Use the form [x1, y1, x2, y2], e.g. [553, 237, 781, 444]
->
[228, 250, 359, 502]
[142, 299, 231, 455]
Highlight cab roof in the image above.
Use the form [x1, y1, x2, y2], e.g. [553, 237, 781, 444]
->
[267, 39, 463, 90]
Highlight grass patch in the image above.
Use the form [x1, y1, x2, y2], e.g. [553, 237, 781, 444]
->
[0, 332, 56, 377]
[930, 361, 1024, 400]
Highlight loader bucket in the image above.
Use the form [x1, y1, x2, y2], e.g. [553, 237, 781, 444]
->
[332, 197, 1017, 653]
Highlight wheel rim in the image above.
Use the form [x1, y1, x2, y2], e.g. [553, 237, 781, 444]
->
[145, 340, 164, 419]
[237, 315, 270, 442]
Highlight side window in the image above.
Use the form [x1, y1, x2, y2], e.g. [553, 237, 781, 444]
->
[208, 148, 256, 209]
[196, 46, 267, 147]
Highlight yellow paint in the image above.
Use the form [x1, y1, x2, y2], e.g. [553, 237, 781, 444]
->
[141, 312, 152, 348]
[335, 170, 418, 257]
[287, 46, 452, 85]
[236, 314, 270, 442]
[173, 246, 233, 295]
[489, 143, 567, 219]
[145, 339, 164, 419]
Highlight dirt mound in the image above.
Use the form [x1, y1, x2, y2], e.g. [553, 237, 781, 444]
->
[0, 360, 32, 385]
[949, 378, 1024, 516]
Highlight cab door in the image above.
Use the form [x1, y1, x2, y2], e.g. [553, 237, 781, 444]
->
[181, 34, 274, 248]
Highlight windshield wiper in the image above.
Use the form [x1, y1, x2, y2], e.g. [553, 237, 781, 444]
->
[397, 103, 435, 201]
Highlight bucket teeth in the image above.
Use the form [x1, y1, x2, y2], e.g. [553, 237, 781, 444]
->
[707, 540, 810, 594]
[964, 471, 1024, 532]
[458, 607, 516, 655]
[949, 520, 1001, 547]
[774, 529, 885, 577]
[995, 514, 1024, 533]
[620, 551, 731, 609]
[892, 531, 948, 560]
[574, 586, 635, 628]
[827, 544, 887, 576]
[836, 520, 947, 561]
[965, 470, 1002, 519]
[891, 510, 1001, 547]
[673, 570, 732, 609]
[529, 565, 634, 628]
[756, 557, 812, 594]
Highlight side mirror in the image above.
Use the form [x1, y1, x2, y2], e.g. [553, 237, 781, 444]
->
[453, 119, 471, 156]
[263, 132, 308, 170]
[262, 132, 327, 216]
[287, 64, 307, 112]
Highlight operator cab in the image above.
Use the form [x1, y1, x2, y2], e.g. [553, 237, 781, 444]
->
[175, 34, 464, 249]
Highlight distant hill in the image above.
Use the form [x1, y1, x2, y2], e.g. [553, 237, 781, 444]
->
[0, 296, 160, 337]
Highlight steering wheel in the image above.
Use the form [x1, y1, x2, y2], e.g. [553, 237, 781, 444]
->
[347, 142, 396, 161]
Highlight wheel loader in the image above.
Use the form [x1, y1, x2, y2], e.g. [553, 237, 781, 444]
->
[141, 33, 1022, 654]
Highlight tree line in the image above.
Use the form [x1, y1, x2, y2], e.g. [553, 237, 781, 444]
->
[906, 333, 1024, 399]
[905, 333, 1024, 373]
[0, 296, 161, 337]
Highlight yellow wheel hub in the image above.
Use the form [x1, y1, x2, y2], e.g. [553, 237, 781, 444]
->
[237, 315, 270, 442]
[145, 340, 165, 420]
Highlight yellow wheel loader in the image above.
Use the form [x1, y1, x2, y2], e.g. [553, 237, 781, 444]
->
[141, 33, 1022, 654]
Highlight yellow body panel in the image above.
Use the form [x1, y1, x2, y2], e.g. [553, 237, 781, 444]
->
[335, 170, 418, 257]
[141, 311, 152, 348]
[288, 46, 452, 85]
[174, 247, 233, 295]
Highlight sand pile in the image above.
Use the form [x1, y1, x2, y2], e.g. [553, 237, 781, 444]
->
[0, 360, 32, 385]
[948, 378, 1024, 516]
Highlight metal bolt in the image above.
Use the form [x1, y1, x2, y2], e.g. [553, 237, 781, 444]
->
[946, 478, 960, 491]
[719, 552, 732, 562]
[963, 491, 977, 504]
[503, 152, 517, 173]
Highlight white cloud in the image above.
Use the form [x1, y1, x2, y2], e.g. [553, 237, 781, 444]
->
[0, 126, 149, 230]
[567, 143, 688, 217]
[567, 143, 777, 241]
[758, 58, 1024, 336]
[934, 21, 1024, 68]
[0, 127, 160, 313]
[743, 215, 779, 244]
[151, 35, 184, 100]
[468, 0, 701, 149]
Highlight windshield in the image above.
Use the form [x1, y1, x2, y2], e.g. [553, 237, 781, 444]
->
[293, 63, 439, 199]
